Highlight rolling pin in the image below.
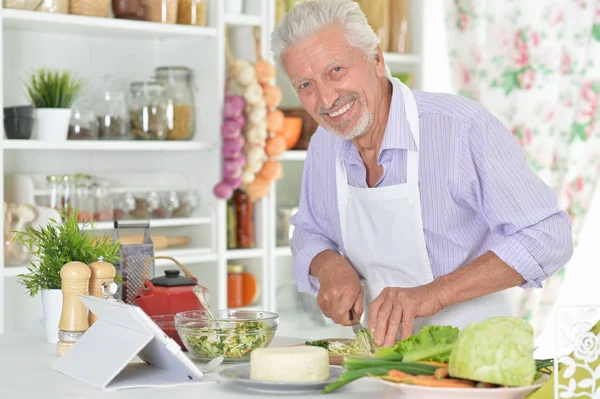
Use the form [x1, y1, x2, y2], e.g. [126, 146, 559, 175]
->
[115, 234, 190, 250]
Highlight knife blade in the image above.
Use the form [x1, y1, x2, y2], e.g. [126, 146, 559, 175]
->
[349, 307, 376, 355]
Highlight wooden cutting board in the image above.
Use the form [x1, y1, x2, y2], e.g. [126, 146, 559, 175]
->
[294, 338, 374, 366]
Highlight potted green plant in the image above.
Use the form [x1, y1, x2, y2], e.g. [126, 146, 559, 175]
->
[24, 67, 84, 141]
[11, 208, 120, 343]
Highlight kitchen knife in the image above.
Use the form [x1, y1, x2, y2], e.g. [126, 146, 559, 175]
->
[350, 307, 376, 355]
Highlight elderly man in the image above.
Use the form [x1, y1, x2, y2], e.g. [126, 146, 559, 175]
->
[270, 0, 574, 347]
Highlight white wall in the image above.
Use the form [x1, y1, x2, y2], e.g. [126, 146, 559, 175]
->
[422, 0, 600, 352]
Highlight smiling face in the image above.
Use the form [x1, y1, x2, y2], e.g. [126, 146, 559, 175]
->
[281, 24, 387, 140]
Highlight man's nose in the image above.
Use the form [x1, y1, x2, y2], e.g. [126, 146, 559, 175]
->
[317, 85, 338, 111]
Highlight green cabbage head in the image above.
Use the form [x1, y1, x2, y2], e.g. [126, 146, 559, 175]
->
[448, 317, 536, 386]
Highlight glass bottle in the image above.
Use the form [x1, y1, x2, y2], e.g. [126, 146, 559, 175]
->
[154, 66, 196, 140]
[226, 197, 238, 249]
[73, 176, 94, 222]
[45, 175, 62, 211]
[234, 189, 254, 249]
[92, 179, 114, 221]
[227, 264, 244, 308]
[177, 0, 207, 26]
[60, 175, 74, 214]
[129, 81, 169, 140]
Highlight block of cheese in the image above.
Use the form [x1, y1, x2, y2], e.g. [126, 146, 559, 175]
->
[249, 346, 330, 382]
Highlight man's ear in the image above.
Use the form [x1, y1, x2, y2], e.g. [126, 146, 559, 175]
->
[373, 47, 386, 77]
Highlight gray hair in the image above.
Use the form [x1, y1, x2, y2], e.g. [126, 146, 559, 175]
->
[271, 0, 391, 78]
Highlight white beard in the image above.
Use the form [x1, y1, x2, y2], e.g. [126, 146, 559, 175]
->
[320, 98, 374, 140]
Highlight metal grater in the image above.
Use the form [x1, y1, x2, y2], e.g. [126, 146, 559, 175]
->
[112, 220, 155, 305]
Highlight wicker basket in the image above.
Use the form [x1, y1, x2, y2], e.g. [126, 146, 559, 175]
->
[69, 0, 110, 17]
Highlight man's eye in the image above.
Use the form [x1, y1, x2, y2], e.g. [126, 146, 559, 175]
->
[299, 82, 309, 89]
[333, 66, 342, 73]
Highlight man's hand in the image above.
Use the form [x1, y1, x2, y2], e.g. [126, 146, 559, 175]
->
[368, 286, 442, 347]
[310, 250, 363, 326]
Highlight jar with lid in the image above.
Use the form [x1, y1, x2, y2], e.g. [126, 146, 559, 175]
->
[97, 75, 131, 140]
[154, 66, 196, 140]
[129, 81, 169, 140]
[172, 190, 200, 217]
[68, 96, 99, 140]
[227, 264, 244, 308]
[177, 0, 207, 26]
[234, 189, 254, 249]
[45, 175, 63, 211]
[73, 176, 94, 222]
[92, 179, 114, 221]
[145, 0, 178, 23]
[114, 192, 135, 220]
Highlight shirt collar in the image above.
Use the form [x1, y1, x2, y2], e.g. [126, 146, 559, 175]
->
[333, 76, 416, 164]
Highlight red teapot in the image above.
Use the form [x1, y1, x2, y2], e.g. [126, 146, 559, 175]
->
[133, 256, 209, 317]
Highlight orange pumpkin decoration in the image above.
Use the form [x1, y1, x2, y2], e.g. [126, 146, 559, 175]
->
[263, 84, 282, 108]
[246, 176, 270, 202]
[259, 160, 283, 182]
[267, 109, 285, 132]
[255, 60, 276, 84]
[265, 135, 287, 157]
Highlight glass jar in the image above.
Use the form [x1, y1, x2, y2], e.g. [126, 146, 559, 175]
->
[114, 192, 135, 220]
[172, 190, 199, 217]
[92, 179, 114, 221]
[154, 66, 196, 140]
[177, 0, 207, 26]
[97, 75, 131, 140]
[45, 175, 62, 211]
[68, 97, 99, 140]
[5, 0, 69, 13]
[227, 264, 244, 308]
[144, 0, 178, 23]
[60, 175, 74, 214]
[234, 189, 254, 249]
[73, 176, 94, 222]
[129, 81, 169, 140]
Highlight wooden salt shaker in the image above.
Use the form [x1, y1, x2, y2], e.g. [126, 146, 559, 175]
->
[88, 256, 116, 326]
[57, 261, 91, 357]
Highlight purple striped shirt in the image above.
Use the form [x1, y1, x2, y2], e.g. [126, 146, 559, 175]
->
[289, 80, 574, 295]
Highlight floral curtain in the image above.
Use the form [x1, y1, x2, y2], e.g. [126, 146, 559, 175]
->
[442, 0, 600, 335]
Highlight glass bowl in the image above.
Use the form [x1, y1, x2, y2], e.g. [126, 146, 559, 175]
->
[150, 314, 186, 351]
[174, 309, 279, 363]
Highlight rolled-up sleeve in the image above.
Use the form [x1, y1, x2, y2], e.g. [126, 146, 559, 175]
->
[459, 108, 574, 289]
[289, 141, 339, 295]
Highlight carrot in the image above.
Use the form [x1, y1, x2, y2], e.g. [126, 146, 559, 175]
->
[418, 361, 448, 367]
[380, 374, 476, 388]
[388, 369, 414, 379]
[434, 367, 449, 379]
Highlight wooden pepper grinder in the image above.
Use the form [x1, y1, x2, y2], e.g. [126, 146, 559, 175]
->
[88, 256, 116, 326]
[57, 261, 91, 357]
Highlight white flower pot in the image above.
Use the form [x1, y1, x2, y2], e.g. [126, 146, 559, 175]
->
[224, 0, 244, 14]
[41, 289, 63, 344]
[33, 108, 71, 141]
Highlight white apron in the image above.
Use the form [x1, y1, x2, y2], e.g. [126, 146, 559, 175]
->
[335, 79, 515, 336]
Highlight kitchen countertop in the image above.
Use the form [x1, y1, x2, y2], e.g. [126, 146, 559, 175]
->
[0, 333, 390, 399]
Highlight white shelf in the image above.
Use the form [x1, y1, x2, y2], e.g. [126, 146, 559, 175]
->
[383, 52, 421, 66]
[2, 139, 213, 152]
[226, 248, 264, 260]
[79, 217, 212, 231]
[274, 246, 292, 256]
[1, 9, 218, 39]
[224, 13, 261, 27]
[279, 150, 307, 161]
[2, 248, 217, 278]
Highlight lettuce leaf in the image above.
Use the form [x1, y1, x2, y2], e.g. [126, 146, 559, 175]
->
[375, 325, 460, 363]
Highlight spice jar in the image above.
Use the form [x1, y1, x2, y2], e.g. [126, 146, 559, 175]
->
[73, 176, 94, 222]
[177, 0, 207, 26]
[227, 264, 244, 308]
[234, 189, 254, 249]
[92, 179, 114, 221]
[154, 66, 196, 140]
[114, 192, 135, 220]
[45, 175, 63, 211]
[68, 97, 99, 140]
[129, 81, 169, 141]
[172, 190, 199, 217]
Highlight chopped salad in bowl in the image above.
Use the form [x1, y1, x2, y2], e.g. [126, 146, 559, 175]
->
[174, 310, 278, 362]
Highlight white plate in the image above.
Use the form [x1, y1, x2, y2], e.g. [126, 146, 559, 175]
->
[219, 364, 343, 394]
[376, 374, 549, 399]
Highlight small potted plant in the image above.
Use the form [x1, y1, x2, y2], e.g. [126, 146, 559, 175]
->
[11, 208, 120, 343]
[24, 67, 84, 141]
